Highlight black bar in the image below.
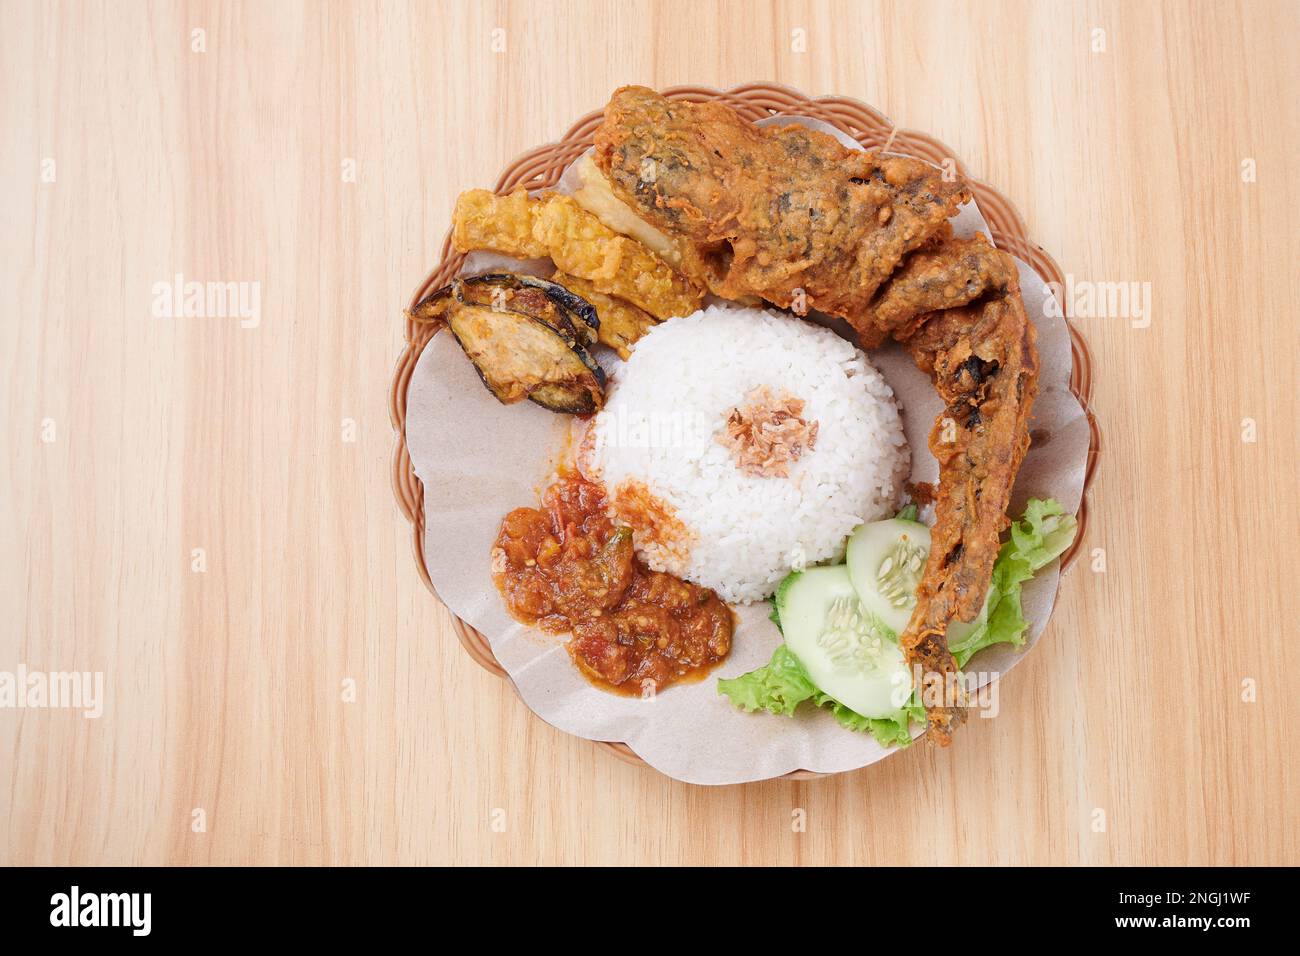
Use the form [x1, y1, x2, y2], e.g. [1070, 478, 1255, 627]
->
[0, 867, 1287, 941]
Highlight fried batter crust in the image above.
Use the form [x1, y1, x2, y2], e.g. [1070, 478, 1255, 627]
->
[452, 188, 702, 320]
[453, 188, 546, 259]
[549, 272, 658, 359]
[594, 86, 969, 320]
[857, 232, 1019, 347]
[900, 282, 1038, 742]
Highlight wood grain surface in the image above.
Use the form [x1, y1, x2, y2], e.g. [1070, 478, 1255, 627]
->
[2, 0, 1296, 866]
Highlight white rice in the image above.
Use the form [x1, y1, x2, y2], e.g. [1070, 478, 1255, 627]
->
[583, 305, 909, 604]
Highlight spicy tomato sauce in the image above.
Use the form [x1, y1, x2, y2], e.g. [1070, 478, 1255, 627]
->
[492, 477, 732, 694]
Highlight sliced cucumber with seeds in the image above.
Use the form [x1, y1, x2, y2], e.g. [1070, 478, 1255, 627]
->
[846, 518, 932, 635]
[847, 516, 995, 648]
[773, 565, 913, 719]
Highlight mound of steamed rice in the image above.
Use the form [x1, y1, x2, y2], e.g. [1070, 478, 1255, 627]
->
[583, 305, 909, 604]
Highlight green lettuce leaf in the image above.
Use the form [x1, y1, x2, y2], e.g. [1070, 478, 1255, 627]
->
[813, 690, 926, 748]
[895, 503, 920, 523]
[1013, 498, 1080, 572]
[718, 644, 923, 748]
[947, 498, 1078, 667]
[717, 644, 816, 717]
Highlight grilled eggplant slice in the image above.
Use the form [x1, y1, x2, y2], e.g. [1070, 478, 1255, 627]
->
[410, 273, 605, 414]
[522, 276, 601, 346]
[408, 281, 455, 323]
[456, 273, 599, 347]
[447, 304, 605, 413]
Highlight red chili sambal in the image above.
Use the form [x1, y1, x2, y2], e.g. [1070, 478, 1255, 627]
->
[492, 476, 732, 694]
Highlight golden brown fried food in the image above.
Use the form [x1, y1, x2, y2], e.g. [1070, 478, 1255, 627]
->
[857, 233, 1019, 347]
[594, 86, 1042, 744]
[899, 283, 1038, 742]
[453, 188, 546, 259]
[568, 153, 686, 269]
[531, 194, 702, 319]
[594, 85, 969, 320]
[452, 188, 702, 320]
[550, 272, 657, 359]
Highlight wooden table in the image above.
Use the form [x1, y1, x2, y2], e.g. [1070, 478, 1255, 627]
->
[2, 0, 1296, 866]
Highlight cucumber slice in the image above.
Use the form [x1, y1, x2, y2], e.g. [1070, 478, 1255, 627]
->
[847, 516, 995, 649]
[846, 518, 932, 635]
[774, 566, 913, 719]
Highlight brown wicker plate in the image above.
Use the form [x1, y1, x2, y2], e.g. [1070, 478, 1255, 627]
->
[390, 83, 1102, 780]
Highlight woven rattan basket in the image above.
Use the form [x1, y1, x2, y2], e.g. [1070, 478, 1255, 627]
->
[390, 83, 1102, 780]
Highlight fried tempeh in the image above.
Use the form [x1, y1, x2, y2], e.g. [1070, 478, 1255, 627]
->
[550, 272, 658, 359]
[453, 188, 546, 259]
[452, 188, 702, 320]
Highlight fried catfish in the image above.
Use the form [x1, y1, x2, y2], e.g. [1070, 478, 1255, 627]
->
[857, 232, 1019, 347]
[594, 85, 969, 320]
[899, 284, 1038, 741]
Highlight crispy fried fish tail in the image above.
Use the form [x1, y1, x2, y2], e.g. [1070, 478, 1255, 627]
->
[898, 272, 1038, 743]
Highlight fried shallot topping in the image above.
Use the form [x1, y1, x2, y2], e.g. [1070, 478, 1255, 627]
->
[717, 386, 819, 478]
